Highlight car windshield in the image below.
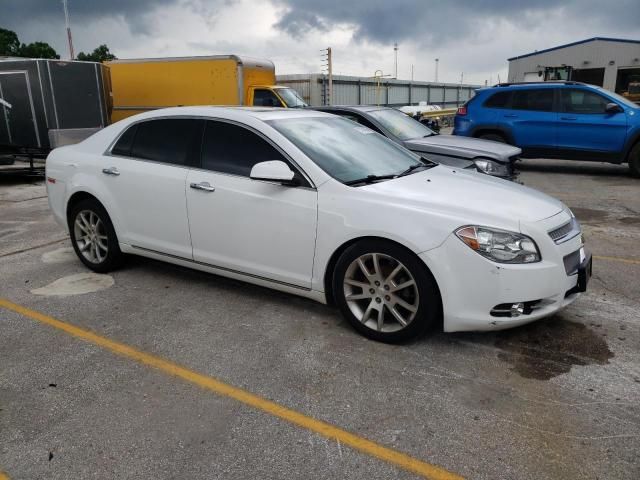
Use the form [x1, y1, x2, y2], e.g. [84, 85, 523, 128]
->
[277, 88, 308, 108]
[368, 108, 436, 141]
[268, 116, 427, 184]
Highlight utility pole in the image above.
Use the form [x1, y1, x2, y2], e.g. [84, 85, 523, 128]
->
[62, 0, 75, 60]
[435, 58, 439, 83]
[393, 43, 398, 79]
[321, 47, 333, 105]
[460, 72, 464, 84]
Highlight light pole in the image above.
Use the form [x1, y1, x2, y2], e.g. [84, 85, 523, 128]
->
[435, 58, 439, 83]
[62, 0, 75, 60]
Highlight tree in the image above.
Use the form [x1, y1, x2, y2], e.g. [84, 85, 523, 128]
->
[18, 41, 60, 59]
[76, 44, 117, 63]
[0, 27, 20, 56]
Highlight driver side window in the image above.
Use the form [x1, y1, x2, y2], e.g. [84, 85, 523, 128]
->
[253, 89, 282, 107]
[561, 89, 609, 114]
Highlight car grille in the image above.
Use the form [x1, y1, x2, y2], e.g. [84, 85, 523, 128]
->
[549, 217, 581, 244]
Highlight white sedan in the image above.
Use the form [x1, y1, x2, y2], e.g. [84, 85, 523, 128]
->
[46, 107, 591, 342]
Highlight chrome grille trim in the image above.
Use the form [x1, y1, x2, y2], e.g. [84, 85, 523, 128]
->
[549, 217, 581, 244]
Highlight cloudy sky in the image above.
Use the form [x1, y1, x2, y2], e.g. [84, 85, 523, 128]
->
[4, 0, 639, 85]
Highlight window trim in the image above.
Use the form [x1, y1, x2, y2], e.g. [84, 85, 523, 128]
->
[105, 115, 203, 169]
[196, 118, 315, 189]
[105, 115, 316, 189]
[559, 87, 612, 115]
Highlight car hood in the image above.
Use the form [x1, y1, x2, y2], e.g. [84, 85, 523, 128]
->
[404, 135, 521, 163]
[359, 165, 564, 225]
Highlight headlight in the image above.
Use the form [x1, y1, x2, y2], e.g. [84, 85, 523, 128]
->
[474, 159, 509, 176]
[455, 226, 541, 264]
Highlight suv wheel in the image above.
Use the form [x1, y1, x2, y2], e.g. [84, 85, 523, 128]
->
[629, 143, 640, 178]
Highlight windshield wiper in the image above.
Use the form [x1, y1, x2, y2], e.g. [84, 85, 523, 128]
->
[397, 162, 434, 177]
[344, 174, 398, 186]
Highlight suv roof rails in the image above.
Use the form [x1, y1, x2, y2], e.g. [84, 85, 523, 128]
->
[493, 81, 587, 87]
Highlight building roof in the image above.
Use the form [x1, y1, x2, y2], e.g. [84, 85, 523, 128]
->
[508, 37, 640, 61]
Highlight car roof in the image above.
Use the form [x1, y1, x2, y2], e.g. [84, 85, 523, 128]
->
[312, 105, 388, 113]
[128, 105, 332, 122]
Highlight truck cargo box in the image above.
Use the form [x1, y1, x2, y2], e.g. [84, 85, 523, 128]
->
[0, 58, 111, 155]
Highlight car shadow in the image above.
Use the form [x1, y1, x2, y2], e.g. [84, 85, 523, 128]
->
[516, 159, 630, 177]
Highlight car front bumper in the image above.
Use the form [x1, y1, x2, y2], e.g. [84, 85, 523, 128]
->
[420, 214, 587, 332]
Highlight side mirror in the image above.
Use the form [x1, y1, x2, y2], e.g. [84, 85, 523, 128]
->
[605, 102, 622, 114]
[250, 160, 298, 185]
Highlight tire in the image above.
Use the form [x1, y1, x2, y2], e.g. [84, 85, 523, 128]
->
[478, 133, 506, 143]
[68, 198, 123, 273]
[628, 143, 640, 178]
[332, 239, 441, 343]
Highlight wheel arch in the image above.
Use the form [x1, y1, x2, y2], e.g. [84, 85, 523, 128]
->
[471, 127, 515, 145]
[66, 191, 107, 224]
[323, 236, 443, 316]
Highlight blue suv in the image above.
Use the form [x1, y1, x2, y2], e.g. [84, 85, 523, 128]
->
[453, 81, 640, 177]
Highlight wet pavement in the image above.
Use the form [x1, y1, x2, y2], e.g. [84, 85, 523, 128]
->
[1, 159, 639, 479]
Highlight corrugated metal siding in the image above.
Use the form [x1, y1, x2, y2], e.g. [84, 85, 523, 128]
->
[507, 39, 640, 91]
[276, 74, 478, 107]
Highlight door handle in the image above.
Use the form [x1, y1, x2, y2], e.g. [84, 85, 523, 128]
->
[504, 114, 518, 118]
[190, 181, 215, 192]
[102, 167, 120, 176]
[560, 116, 577, 121]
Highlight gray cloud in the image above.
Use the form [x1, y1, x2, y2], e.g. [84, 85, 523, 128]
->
[272, 0, 640, 45]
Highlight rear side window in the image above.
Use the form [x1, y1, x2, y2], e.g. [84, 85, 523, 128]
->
[130, 119, 201, 166]
[201, 120, 285, 176]
[483, 91, 511, 108]
[511, 89, 554, 111]
[561, 89, 609, 114]
[111, 124, 137, 156]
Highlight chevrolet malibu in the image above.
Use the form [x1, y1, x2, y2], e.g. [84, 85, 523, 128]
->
[46, 107, 591, 342]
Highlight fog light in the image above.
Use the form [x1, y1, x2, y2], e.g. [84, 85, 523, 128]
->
[510, 303, 525, 317]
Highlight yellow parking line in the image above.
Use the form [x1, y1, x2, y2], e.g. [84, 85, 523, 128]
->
[594, 255, 640, 265]
[0, 471, 9, 480]
[0, 298, 463, 480]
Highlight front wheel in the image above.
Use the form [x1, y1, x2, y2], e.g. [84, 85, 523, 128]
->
[332, 240, 441, 343]
[68, 198, 123, 273]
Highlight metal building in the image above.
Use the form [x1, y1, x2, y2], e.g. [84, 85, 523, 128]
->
[276, 73, 478, 107]
[507, 37, 640, 97]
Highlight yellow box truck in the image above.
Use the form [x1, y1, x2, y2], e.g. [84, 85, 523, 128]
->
[107, 55, 307, 122]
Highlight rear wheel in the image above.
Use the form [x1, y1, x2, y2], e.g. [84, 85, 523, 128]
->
[478, 132, 506, 143]
[332, 240, 440, 343]
[628, 143, 640, 178]
[68, 198, 123, 273]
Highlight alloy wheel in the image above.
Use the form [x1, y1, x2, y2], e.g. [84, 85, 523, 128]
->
[343, 252, 420, 333]
[73, 209, 109, 264]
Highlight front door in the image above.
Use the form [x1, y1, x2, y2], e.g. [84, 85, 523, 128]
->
[186, 120, 317, 288]
[556, 88, 628, 156]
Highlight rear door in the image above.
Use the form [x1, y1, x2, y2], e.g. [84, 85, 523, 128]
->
[102, 118, 201, 258]
[186, 119, 317, 288]
[499, 88, 557, 151]
[556, 88, 627, 156]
